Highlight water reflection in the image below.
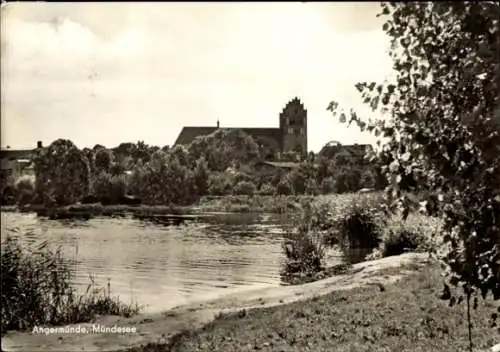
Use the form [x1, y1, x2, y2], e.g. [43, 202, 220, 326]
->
[1, 211, 302, 313]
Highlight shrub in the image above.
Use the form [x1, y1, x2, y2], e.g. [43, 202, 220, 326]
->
[232, 171, 253, 185]
[233, 180, 256, 196]
[207, 172, 233, 196]
[0, 237, 139, 335]
[320, 177, 336, 194]
[109, 174, 128, 201]
[15, 175, 35, 205]
[277, 178, 294, 195]
[259, 182, 275, 196]
[305, 178, 320, 196]
[367, 213, 444, 260]
[360, 170, 376, 189]
[281, 204, 326, 280]
[331, 195, 386, 264]
[92, 172, 112, 200]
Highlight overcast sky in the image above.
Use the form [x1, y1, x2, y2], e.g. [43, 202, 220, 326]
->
[1, 2, 394, 152]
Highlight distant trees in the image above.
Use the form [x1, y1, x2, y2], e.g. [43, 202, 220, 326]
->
[189, 129, 261, 171]
[24, 128, 381, 206]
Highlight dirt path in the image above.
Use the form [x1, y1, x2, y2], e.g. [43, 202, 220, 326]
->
[1, 253, 430, 352]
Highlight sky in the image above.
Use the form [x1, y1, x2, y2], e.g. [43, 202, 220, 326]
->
[1, 2, 395, 152]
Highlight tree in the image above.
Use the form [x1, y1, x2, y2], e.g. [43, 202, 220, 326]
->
[189, 129, 261, 171]
[94, 149, 114, 174]
[328, 2, 500, 349]
[33, 139, 91, 205]
[255, 136, 280, 160]
[82, 147, 95, 175]
[193, 157, 209, 196]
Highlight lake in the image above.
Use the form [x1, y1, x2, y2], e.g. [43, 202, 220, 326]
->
[0, 211, 342, 313]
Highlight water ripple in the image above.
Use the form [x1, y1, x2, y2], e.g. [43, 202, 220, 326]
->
[1, 211, 297, 313]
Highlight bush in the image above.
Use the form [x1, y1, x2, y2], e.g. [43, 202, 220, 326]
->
[305, 178, 320, 196]
[207, 173, 233, 196]
[109, 174, 128, 200]
[258, 182, 275, 196]
[281, 230, 325, 279]
[367, 213, 443, 260]
[233, 180, 256, 196]
[320, 177, 336, 194]
[331, 195, 386, 264]
[277, 178, 294, 195]
[92, 172, 129, 204]
[360, 170, 376, 189]
[15, 175, 35, 205]
[281, 201, 330, 282]
[0, 237, 139, 335]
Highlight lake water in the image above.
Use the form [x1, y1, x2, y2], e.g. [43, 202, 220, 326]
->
[0, 211, 341, 313]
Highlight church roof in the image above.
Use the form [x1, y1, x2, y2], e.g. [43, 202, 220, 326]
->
[174, 127, 218, 146]
[174, 126, 282, 146]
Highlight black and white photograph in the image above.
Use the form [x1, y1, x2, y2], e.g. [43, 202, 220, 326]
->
[0, 2, 499, 351]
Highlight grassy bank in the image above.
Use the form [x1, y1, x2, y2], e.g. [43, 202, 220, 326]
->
[0, 237, 140, 336]
[1, 194, 317, 219]
[126, 263, 498, 352]
[196, 195, 312, 213]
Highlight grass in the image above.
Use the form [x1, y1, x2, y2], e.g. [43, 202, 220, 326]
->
[2, 194, 314, 219]
[196, 195, 312, 213]
[2, 192, 386, 218]
[124, 263, 499, 352]
[0, 237, 140, 335]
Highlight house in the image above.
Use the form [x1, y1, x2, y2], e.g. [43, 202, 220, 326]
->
[318, 141, 373, 163]
[0, 141, 42, 179]
[174, 97, 308, 160]
[253, 161, 301, 172]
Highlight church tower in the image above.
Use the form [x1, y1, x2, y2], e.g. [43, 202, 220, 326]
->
[279, 97, 308, 157]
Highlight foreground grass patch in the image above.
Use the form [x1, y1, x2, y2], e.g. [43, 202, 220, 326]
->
[127, 263, 498, 352]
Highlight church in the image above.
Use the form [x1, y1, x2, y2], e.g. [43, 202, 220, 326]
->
[174, 97, 308, 160]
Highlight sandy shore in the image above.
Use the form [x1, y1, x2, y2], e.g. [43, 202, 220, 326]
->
[1, 253, 430, 352]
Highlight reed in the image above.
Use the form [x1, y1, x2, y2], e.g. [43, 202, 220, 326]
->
[0, 237, 140, 335]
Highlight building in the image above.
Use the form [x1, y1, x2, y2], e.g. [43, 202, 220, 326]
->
[318, 141, 373, 163]
[0, 141, 42, 179]
[174, 97, 308, 159]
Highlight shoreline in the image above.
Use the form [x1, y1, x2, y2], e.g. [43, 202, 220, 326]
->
[1, 253, 430, 352]
[0, 195, 310, 218]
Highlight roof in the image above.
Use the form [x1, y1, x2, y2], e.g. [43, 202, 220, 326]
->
[174, 127, 282, 146]
[319, 144, 372, 159]
[174, 127, 218, 145]
[255, 161, 301, 169]
[0, 149, 35, 161]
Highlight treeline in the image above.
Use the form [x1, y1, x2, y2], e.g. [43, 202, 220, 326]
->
[1, 129, 386, 207]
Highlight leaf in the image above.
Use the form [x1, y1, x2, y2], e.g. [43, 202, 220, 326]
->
[477, 72, 487, 80]
[327, 101, 339, 112]
[440, 283, 451, 300]
[382, 94, 390, 106]
[355, 83, 366, 93]
[370, 96, 380, 111]
[339, 113, 347, 123]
